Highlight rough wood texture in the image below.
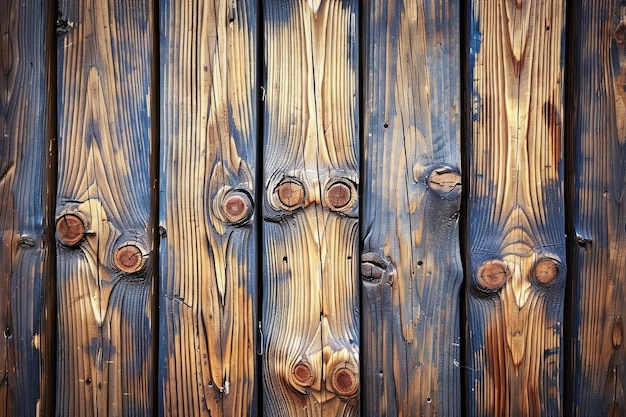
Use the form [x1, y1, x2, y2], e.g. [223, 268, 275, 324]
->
[361, 0, 463, 415]
[0, 1, 52, 415]
[158, 0, 258, 415]
[55, 0, 154, 414]
[262, 1, 359, 415]
[567, 1, 626, 415]
[465, 0, 566, 415]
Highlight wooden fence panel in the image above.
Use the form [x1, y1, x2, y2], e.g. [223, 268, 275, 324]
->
[55, 0, 154, 415]
[158, 0, 258, 415]
[361, 0, 462, 415]
[0, 2, 53, 416]
[261, 1, 360, 415]
[465, 0, 566, 415]
[567, 1, 626, 415]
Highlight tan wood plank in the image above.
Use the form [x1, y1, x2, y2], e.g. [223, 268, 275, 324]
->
[567, 1, 626, 415]
[55, 0, 154, 414]
[158, 0, 258, 415]
[0, 1, 54, 415]
[465, 0, 566, 415]
[360, 0, 463, 415]
[262, 1, 359, 415]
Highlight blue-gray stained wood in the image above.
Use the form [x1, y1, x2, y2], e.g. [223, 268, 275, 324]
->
[55, 0, 154, 415]
[465, 0, 566, 415]
[0, 1, 53, 415]
[158, 1, 258, 416]
[261, 1, 360, 415]
[361, 0, 463, 415]
[567, 1, 626, 416]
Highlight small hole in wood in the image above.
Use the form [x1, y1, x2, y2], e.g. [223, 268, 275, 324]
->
[85, 379, 91, 386]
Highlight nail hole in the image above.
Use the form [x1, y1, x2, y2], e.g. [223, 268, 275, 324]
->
[85, 379, 91, 386]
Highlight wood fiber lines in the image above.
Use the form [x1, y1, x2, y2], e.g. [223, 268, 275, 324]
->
[158, 0, 258, 415]
[568, 0, 626, 415]
[55, 0, 154, 415]
[466, 0, 566, 415]
[262, 1, 360, 415]
[361, 0, 463, 415]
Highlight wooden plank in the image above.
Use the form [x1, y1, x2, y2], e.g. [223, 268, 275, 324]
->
[158, 1, 258, 415]
[360, 0, 463, 415]
[0, 1, 53, 415]
[567, 1, 626, 415]
[465, 0, 566, 415]
[261, 1, 359, 415]
[55, 0, 154, 414]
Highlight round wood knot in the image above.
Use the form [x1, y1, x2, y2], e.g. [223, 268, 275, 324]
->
[114, 244, 144, 273]
[476, 260, 509, 291]
[221, 190, 253, 224]
[325, 181, 352, 209]
[330, 366, 358, 397]
[56, 214, 86, 246]
[291, 361, 314, 388]
[275, 180, 305, 209]
[427, 167, 461, 199]
[613, 315, 623, 349]
[532, 258, 559, 285]
[361, 252, 389, 284]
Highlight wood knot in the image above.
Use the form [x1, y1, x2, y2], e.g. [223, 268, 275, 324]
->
[220, 190, 253, 224]
[330, 365, 359, 397]
[427, 167, 462, 199]
[56, 214, 86, 247]
[613, 315, 623, 349]
[475, 260, 509, 292]
[361, 252, 391, 284]
[532, 258, 560, 285]
[114, 244, 144, 273]
[291, 361, 314, 391]
[275, 179, 305, 210]
[615, 21, 626, 44]
[325, 180, 353, 210]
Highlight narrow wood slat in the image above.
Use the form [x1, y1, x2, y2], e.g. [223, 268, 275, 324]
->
[567, 1, 626, 415]
[262, 1, 359, 415]
[465, 0, 566, 415]
[55, 0, 154, 415]
[0, 1, 53, 415]
[158, 0, 258, 415]
[361, 0, 463, 415]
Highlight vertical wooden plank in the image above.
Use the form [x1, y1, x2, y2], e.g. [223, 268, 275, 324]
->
[0, 1, 52, 415]
[361, 0, 462, 415]
[262, 0, 359, 415]
[55, 0, 154, 415]
[567, 1, 626, 415]
[465, 0, 566, 415]
[158, 0, 258, 415]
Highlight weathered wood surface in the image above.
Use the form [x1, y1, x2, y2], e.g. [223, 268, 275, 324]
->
[158, 0, 258, 415]
[0, 1, 53, 415]
[465, 0, 566, 415]
[567, 1, 626, 416]
[55, 0, 154, 415]
[261, 0, 359, 415]
[361, 0, 462, 415]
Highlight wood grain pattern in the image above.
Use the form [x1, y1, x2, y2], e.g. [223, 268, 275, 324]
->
[55, 0, 154, 414]
[360, 0, 463, 415]
[158, 0, 258, 415]
[262, 1, 359, 415]
[465, 0, 566, 415]
[0, 1, 53, 415]
[567, 1, 626, 415]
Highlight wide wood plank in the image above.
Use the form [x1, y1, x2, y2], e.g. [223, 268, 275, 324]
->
[567, 1, 626, 415]
[158, 1, 258, 415]
[262, 1, 359, 415]
[0, 1, 53, 415]
[55, 0, 154, 414]
[360, 0, 463, 415]
[465, 0, 566, 415]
